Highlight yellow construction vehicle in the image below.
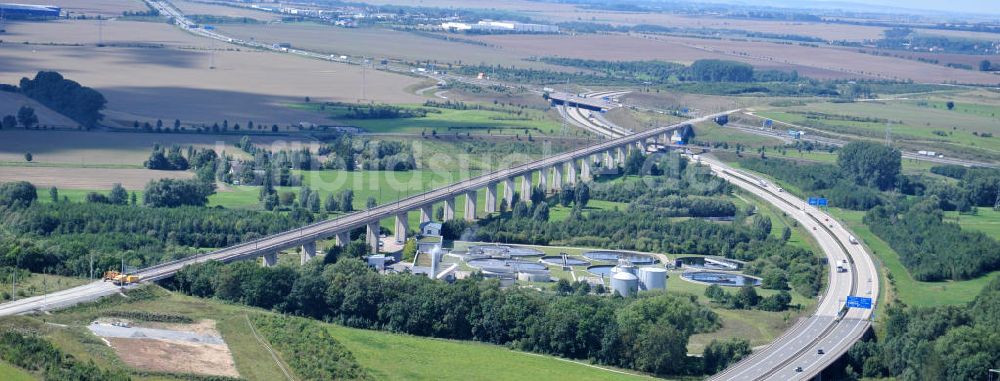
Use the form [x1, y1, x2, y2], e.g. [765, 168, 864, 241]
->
[102, 271, 140, 285]
[103, 271, 120, 282]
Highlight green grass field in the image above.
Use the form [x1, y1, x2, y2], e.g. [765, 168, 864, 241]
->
[0, 361, 35, 381]
[292, 103, 562, 135]
[757, 99, 1000, 160]
[328, 325, 652, 381]
[944, 207, 1000, 237]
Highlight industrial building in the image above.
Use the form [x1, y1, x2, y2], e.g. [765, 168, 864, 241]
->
[0, 3, 60, 19]
[441, 20, 559, 34]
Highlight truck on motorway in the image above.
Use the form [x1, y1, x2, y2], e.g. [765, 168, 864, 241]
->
[849, 235, 858, 244]
[757, 179, 768, 187]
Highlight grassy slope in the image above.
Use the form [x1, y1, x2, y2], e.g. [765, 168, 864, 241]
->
[328, 325, 652, 381]
[29, 287, 657, 381]
[0, 272, 91, 301]
[0, 361, 35, 381]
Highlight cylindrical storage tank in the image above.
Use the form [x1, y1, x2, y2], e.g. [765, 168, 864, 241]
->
[638, 267, 667, 291]
[611, 272, 639, 297]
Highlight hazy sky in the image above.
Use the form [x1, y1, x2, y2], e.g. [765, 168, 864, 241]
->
[804, 0, 1000, 16]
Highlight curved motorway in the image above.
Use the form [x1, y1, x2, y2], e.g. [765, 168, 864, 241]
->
[699, 156, 878, 380]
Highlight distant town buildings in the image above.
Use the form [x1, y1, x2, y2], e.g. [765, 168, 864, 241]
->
[441, 20, 559, 34]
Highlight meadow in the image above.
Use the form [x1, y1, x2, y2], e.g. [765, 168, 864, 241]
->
[757, 99, 1000, 160]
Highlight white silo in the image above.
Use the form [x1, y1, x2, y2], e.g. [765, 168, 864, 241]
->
[638, 267, 667, 291]
[429, 245, 442, 279]
[611, 272, 639, 297]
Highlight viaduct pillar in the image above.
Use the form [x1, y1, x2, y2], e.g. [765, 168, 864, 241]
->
[552, 165, 563, 191]
[419, 205, 432, 223]
[503, 178, 515, 207]
[300, 241, 316, 265]
[394, 213, 408, 243]
[520, 174, 532, 203]
[366, 222, 379, 253]
[262, 252, 278, 267]
[484, 183, 497, 213]
[444, 198, 455, 221]
[464, 190, 477, 221]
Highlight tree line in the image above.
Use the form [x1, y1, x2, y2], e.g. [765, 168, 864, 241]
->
[842, 276, 1000, 380]
[864, 197, 1000, 281]
[166, 258, 737, 376]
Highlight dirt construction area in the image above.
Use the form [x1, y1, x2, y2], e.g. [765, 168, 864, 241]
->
[90, 319, 240, 378]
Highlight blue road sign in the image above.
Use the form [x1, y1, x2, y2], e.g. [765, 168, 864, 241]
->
[817, 198, 828, 206]
[808, 197, 818, 205]
[846, 296, 872, 309]
[763, 119, 773, 128]
[204, 25, 215, 30]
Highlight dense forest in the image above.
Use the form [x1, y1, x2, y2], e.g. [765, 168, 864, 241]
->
[14, 71, 107, 128]
[864, 198, 1000, 281]
[167, 258, 738, 376]
[0, 181, 314, 276]
[844, 276, 1000, 380]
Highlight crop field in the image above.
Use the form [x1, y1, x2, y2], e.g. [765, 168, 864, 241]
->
[3, 19, 213, 48]
[294, 102, 562, 135]
[757, 100, 1000, 159]
[216, 23, 557, 69]
[0, 92, 78, 128]
[0, 20, 422, 127]
[173, 0, 281, 21]
[467, 32, 1000, 84]
[0, 129, 312, 166]
[0, 166, 193, 190]
[16, 0, 147, 17]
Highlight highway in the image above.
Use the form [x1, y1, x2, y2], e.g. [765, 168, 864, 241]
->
[699, 155, 878, 381]
[554, 106, 879, 380]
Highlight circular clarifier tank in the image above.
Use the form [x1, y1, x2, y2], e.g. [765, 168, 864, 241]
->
[539, 256, 591, 267]
[680, 271, 761, 287]
[583, 250, 657, 265]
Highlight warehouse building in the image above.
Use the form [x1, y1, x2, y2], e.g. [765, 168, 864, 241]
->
[0, 3, 61, 19]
